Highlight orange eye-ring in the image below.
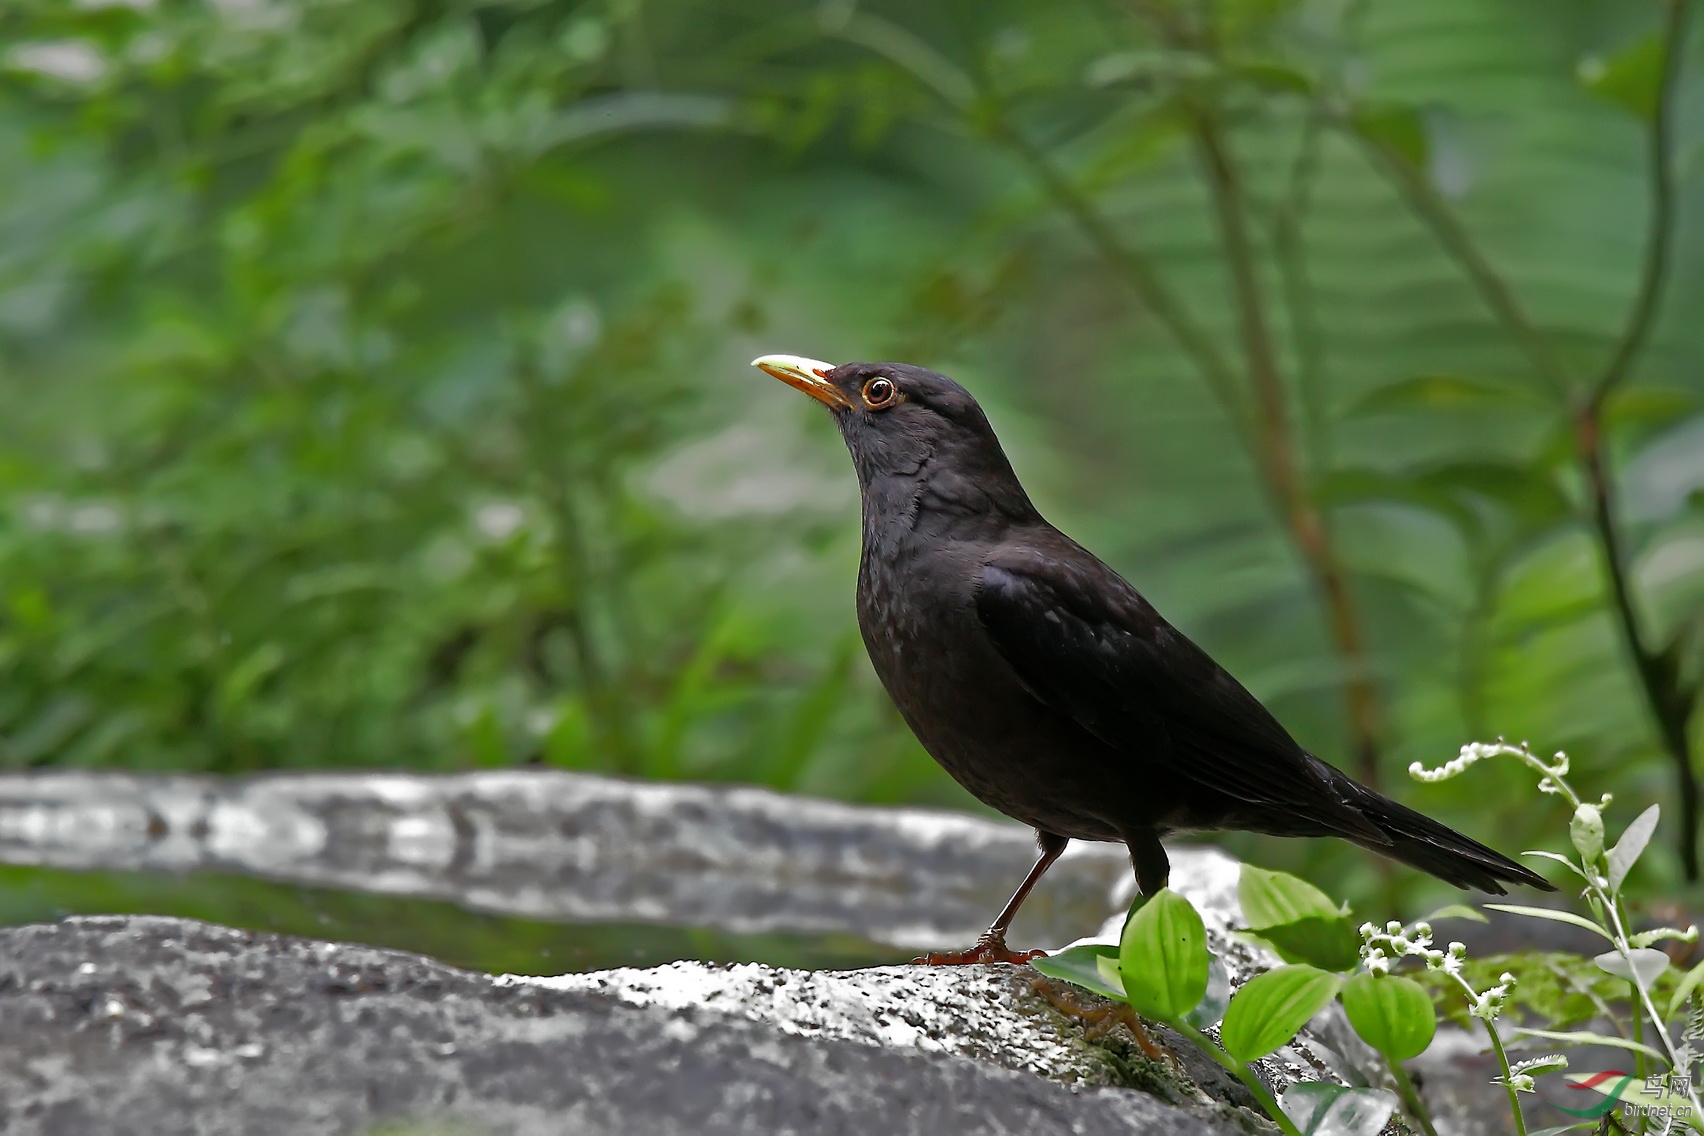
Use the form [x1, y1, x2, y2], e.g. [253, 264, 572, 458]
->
[862, 377, 898, 408]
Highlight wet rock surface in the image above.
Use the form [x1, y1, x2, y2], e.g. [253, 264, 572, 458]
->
[0, 915, 1262, 1136]
[0, 770, 1135, 950]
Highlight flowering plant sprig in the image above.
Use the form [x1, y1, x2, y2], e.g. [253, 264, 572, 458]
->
[1410, 739, 1704, 1132]
[1361, 917, 1549, 1131]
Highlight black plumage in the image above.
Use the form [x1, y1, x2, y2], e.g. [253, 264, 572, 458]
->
[754, 354, 1553, 964]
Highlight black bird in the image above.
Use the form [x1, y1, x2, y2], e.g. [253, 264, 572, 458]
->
[754, 354, 1553, 965]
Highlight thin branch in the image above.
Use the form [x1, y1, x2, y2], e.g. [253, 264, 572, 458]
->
[1192, 106, 1384, 783]
[1579, 418, 1698, 879]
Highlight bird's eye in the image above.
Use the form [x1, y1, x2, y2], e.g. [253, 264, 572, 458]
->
[862, 377, 898, 409]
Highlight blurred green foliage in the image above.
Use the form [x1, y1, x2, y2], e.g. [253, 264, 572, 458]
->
[1, 0, 1702, 910]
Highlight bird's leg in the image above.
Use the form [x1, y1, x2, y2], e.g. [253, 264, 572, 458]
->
[914, 832, 1068, 965]
[1126, 829, 1171, 897]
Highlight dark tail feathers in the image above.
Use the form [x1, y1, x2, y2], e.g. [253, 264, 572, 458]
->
[1323, 764, 1555, 895]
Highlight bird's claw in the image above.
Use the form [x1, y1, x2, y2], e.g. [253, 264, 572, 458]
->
[912, 932, 1045, 966]
[1032, 978, 1175, 1068]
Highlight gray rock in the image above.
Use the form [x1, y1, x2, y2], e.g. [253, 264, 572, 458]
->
[0, 915, 1263, 1136]
[0, 770, 1147, 950]
[0, 772, 1519, 1134]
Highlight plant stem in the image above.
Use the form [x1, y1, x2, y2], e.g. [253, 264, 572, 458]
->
[1479, 1008, 1529, 1136]
[1580, 416, 1699, 881]
[1174, 1021, 1306, 1136]
[1630, 991, 1651, 1136]
[1432, 959, 1528, 1136]
[1390, 1062, 1442, 1136]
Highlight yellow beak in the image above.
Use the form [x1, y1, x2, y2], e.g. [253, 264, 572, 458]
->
[752, 354, 850, 410]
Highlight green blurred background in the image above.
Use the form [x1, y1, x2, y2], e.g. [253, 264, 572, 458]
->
[1, 0, 1701, 926]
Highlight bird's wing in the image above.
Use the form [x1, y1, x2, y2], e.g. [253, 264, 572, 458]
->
[975, 544, 1381, 834]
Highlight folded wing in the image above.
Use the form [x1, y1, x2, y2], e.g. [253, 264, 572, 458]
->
[974, 545, 1387, 844]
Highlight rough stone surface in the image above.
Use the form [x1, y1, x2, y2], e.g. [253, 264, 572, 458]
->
[0, 773, 1526, 1135]
[0, 770, 1153, 949]
[0, 915, 1266, 1136]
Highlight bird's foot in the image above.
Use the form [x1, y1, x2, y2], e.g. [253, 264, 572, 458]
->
[912, 931, 1045, 966]
[1032, 978, 1174, 1068]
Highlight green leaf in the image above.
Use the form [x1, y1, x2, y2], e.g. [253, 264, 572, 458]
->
[1341, 973, 1436, 1061]
[1604, 385, 1698, 429]
[1607, 804, 1659, 892]
[1577, 34, 1664, 121]
[1031, 943, 1123, 1000]
[1346, 374, 1536, 416]
[1252, 915, 1362, 973]
[1351, 102, 1429, 168]
[1080, 48, 1215, 88]
[1097, 953, 1127, 996]
[1279, 1083, 1398, 1136]
[1213, 0, 1304, 40]
[1231, 59, 1314, 95]
[1483, 905, 1613, 942]
[1420, 903, 1489, 924]
[1220, 965, 1344, 1063]
[1668, 956, 1704, 1017]
[1629, 925, 1697, 949]
[1415, 950, 1665, 1032]
[1510, 1027, 1668, 1063]
[1238, 866, 1357, 969]
[1419, 462, 1572, 529]
[1593, 947, 1669, 987]
[1239, 864, 1341, 928]
[1522, 851, 1587, 879]
[1119, 888, 1210, 1023]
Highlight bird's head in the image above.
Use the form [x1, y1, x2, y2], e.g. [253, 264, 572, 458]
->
[752, 355, 1034, 520]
